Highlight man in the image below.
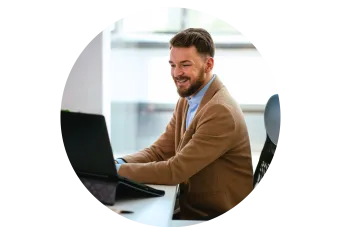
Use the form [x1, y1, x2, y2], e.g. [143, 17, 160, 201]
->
[115, 28, 254, 220]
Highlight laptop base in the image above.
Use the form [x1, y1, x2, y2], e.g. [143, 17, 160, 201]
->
[79, 175, 165, 205]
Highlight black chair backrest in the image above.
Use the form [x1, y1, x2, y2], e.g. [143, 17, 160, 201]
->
[253, 94, 280, 188]
[264, 94, 280, 146]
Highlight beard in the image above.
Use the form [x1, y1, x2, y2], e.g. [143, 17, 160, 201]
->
[176, 68, 205, 98]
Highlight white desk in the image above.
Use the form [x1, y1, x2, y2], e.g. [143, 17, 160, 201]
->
[107, 184, 178, 227]
[171, 220, 205, 227]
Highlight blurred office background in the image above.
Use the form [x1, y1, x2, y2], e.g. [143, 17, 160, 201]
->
[108, 8, 277, 170]
[62, 7, 278, 171]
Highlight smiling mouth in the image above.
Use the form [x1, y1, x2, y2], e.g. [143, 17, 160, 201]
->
[176, 78, 189, 84]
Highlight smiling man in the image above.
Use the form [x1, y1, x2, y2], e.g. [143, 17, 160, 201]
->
[115, 28, 254, 220]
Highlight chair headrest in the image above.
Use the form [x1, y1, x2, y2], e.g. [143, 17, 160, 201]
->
[264, 94, 280, 145]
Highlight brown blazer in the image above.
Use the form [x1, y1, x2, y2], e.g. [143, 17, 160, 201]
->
[118, 76, 254, 220]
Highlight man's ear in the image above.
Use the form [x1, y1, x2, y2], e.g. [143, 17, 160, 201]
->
[205, 57, 214, 73]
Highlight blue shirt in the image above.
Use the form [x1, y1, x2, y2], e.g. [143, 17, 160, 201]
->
[185, 74, 216, 129]
[115, 158, 125, 171]
[115, 74, 216, 171]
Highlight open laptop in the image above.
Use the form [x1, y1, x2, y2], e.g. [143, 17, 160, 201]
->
[60, 111, 165, 205]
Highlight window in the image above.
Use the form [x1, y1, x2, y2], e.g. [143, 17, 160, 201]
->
[119, 8, 182, 33]
[111, 8, 250, 47]
[113, 8, 241, 34]
[182, 9, 240, 34]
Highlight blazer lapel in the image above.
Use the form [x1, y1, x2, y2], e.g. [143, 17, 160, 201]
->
[196, 75, 224, 114]
[181, 99, 189, 136]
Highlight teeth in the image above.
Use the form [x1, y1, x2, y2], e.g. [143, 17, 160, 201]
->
[177, 79, 188, 83]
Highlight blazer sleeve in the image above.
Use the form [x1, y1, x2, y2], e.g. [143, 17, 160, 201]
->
[121, 102, 178, 164]
[118, 104, 236, 185]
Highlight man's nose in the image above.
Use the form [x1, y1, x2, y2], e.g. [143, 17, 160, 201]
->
[174, 66, 184, 77]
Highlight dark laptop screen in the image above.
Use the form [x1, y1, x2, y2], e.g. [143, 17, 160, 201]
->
[60, 111, 117, 178]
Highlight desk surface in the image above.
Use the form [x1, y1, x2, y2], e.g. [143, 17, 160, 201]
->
[171, 220, 205, 227]
[107, 184, 178, 227]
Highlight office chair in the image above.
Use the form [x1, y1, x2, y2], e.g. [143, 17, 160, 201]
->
[253, 94, 280, 188]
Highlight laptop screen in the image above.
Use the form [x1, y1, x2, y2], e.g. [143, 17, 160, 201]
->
[60, 111, 118, 178]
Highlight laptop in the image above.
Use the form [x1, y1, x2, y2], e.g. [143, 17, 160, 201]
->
[60, 111, 165, 205]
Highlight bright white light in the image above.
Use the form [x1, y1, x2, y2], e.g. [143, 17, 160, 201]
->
[241, 32, 256, 40]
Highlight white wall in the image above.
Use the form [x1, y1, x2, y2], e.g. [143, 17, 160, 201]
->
[61, 31, 110, 115]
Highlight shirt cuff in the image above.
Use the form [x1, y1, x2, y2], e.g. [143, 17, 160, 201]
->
[116, 158, 127, 164]
[115, 164, 121, 172]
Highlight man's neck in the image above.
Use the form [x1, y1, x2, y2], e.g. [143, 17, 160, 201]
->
[189, 73, 213, 98]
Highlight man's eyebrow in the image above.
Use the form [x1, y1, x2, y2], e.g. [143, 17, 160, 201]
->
[168, 60, 192, 64]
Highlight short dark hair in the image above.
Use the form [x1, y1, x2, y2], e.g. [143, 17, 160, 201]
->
[169, 28, 215, 57]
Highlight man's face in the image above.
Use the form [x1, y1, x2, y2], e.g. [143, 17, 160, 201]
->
[169, 46, 208, 98]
